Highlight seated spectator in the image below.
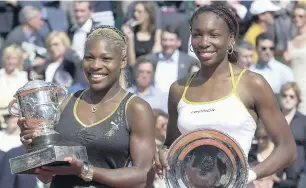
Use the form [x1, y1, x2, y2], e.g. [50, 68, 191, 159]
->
[249, 32, 294, 95]
[0, 114, 22, 152]
[0, 146, 38, 188]
[236, 40, 254, 69]
[152, 109, 168, 149]
[0, 45, 28, 116]
[127, 55, 167, 113]
[244, 0, 281, 62]
[153, 24, 199, 93]
[3, 6, 45, 49]
[44, 31, 84, 88]
[122, 1, 162, 66]
[69, 1, 99, 59]
[248, 122, 278, 188]
[273, 82, 306, 188]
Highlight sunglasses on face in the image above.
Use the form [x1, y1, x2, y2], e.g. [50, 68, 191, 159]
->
[261, 46, 275, 51]
[281, 94, 296, 99]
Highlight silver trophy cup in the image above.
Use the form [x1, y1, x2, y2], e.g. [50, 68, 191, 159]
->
[8, 73, 88, 174]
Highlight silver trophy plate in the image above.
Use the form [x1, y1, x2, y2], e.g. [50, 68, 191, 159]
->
[166, 129, 249, 188]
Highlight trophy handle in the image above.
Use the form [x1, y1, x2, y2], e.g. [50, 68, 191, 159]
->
[56, 86, 69, 110]
[8, 99, 20, 117]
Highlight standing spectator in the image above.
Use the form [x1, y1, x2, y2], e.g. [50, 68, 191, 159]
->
[69, 1, 98, 59]
[3, 6, 45, 49]
[249, 32, 294, 95]
[283, 4, 306, 115]
[236, 40, 255, 69]
[127, 55, 167, 113]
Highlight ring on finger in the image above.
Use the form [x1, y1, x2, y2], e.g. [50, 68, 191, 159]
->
[20, 135, 26, 142]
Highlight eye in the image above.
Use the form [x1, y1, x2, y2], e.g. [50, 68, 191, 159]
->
[210, 33, 220, 38]
[191, 33, 201, 38]
[84, 56, 94, 61]
[102, 57, 112, 62]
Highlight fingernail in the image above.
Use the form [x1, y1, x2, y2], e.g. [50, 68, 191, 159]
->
[33, 133, 37, 137]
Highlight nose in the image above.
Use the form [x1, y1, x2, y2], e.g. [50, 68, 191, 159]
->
[199, 36, 210, 48]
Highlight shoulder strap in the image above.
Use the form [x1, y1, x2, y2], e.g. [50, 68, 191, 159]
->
[60, 90, 84, 113]
[182, 73, 197, 98]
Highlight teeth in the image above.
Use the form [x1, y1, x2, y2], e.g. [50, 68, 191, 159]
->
[91, 74, 106, 78]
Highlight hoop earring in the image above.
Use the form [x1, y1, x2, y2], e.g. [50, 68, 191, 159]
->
[190, 44, 194, 52]
[228, 44, 234, 54]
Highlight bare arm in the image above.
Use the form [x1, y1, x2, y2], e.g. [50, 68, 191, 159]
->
[164, 81, 185, 147]
[152, 29, 162, 53]
[92, 97, 156, 188]
[249, 73, 296, 179]
[122, 25, 136, 67]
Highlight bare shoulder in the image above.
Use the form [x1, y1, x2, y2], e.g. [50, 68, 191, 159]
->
[244, 70, 270, 91]
[169, 76, 192, 104]
[126, 95, 152, 114]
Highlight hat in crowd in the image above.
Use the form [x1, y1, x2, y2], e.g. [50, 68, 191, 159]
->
[250, 0, 281, 15]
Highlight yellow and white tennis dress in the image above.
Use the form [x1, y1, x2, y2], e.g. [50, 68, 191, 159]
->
[177, 63, 257, 156]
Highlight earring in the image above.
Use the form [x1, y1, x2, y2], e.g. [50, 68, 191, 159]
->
[190, 44, 194, 52]
[228, 44, 234, 54]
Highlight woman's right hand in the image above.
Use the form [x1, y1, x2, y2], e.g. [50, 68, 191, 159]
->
[18, 117, 40, 149]
[154, 147, 170, 178]
[121, 24, 134, 40]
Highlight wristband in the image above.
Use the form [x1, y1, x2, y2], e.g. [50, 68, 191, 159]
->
[248, 169, 257, 183]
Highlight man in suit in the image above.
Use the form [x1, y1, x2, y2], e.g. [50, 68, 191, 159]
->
[153, 24, 200, 93]
[68, 1, 98, 59]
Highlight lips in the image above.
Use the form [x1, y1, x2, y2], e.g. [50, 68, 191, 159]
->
[198, 51, 216, 60]
[88, 73, 107, 82]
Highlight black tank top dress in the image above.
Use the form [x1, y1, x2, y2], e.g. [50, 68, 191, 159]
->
[50, 90, 136, 188]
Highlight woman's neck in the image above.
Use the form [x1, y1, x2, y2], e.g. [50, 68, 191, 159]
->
[298, 25, 306, 36]
[198, 60, 230, 80]
[139, 22, 149, 32]
[4, 68, 16, 76]
[89, 82, 122, 104]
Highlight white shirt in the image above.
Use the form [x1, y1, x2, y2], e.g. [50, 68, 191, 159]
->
[154, 50, 179, 93]
[45, 62, 61, 82]
[0, 131, 22, 152]
[71, 19, 93, 59]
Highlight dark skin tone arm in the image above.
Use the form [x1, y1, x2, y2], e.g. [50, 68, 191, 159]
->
[19, 97, 156, 188]
[91, 97, 156, 188]
[155, 70, 297, 180]
[246, 71, 296, 179]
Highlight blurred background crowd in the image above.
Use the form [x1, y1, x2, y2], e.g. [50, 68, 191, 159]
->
[0, 0, 306, 188]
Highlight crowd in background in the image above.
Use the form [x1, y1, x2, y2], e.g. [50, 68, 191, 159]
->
[0, 0, 306, 188]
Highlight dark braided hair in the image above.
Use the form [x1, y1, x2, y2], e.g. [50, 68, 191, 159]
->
[190, 4, 239, 63]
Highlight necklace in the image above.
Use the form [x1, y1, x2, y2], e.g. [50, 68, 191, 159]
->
[89, 88, 122, 113]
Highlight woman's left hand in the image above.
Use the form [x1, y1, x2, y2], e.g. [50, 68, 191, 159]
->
[41, 157, 84, 176]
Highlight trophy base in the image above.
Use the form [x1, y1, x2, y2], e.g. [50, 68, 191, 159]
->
[9, 145, 88, 175]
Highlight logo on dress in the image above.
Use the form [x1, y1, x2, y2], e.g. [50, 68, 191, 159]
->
[191, 108, 215, 114]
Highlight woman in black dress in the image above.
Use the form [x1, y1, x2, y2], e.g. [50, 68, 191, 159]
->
[18, 25, 156, 188]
